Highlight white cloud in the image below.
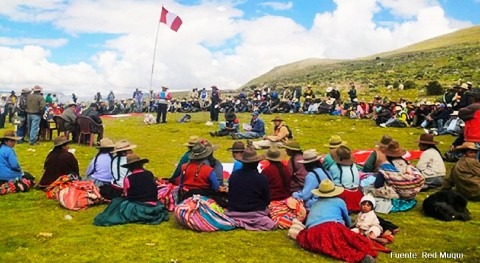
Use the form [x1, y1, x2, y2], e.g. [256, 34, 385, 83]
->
[0, 0, 475, 100]
[259, 1, 293, 11]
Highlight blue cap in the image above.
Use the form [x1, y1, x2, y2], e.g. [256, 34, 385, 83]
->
[251, 111, 259, 116]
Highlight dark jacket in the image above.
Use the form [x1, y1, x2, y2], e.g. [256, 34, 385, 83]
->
[25, 92, 46, 114]
[228, 165, 270, 212]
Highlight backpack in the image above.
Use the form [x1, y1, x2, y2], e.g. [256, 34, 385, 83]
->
[57, 181, 103, 210]
[284, 125, 294, 139]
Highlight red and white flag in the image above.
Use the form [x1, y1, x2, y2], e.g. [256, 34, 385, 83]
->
[160, 6, 183, 32]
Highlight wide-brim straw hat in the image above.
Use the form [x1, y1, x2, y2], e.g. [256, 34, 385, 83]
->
[283, 140, 302, 151]
[121, 153, 149, 168]
[331, 146, 355, 166]
[375, 135, 392, 148]
[183, 136, 200, 147]
[298, 149, 322, 164]
[454, 142, 480, 152]
[226, 141, 245, 152]
[265, 145, 283, 162]
[53, 135, 71, 147]
[238, 147, 265, 163]
[0, 130, 21, 141]
[384, 140, 407, 157]
[95, 138, 115, 149]
[111, 139, 137, 153]
[323, 135, 346, 148]
[311, 179, 344, 198]
[271, 116, 284, 122]
[416, 134, 438, 145]
[189, 143, 214, 160]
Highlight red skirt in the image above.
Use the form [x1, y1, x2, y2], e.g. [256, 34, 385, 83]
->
[297, 222, 377, 263]
[339, 188, 363, 213]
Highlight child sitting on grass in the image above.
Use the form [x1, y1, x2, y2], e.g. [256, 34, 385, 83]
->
[352, 195, 382, 239]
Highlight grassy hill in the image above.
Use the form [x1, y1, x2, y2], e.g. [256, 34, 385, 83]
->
[242, 26, 480, 100]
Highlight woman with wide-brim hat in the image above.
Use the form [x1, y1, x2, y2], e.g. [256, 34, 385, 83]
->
[0, 130, 35, 193]
[227, 140, 245, 172]
[38, 135, 79, 190]
[292, 149, 332, 209]
[84, 138, 116, 188]
[416, 134, 446, 189]
[262, 144, 291, 201]
[290, 179, 377, 263]
[178, 142, 227, 206]
[283, 140, 308, 193]
[443, 142, 480, 201]
[94, 153, 169, 226]
[169, 136, 200, 184]
[362, 135, 393, 173]
[322, 135, 347, 170]
[329, 145, 362, 213]
[226, 147, 276, 230]
[108, 139, 137, 198]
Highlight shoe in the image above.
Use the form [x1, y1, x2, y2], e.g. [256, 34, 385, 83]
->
[433, 131, 438, 136]
[423, 128, 430, 134]
[209, 132, 216, 137]
[231, 133, 238, 140]
[379, 123, 386, 128]
[361, 255, 376, 263]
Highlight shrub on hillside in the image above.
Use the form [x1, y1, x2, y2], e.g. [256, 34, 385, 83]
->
[425, 81, 444, 95]
[403, 80, 417, 90]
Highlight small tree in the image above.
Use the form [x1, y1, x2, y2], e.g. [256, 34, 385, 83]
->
[403, 80, 417, 90]
[425, 81, 443, 96]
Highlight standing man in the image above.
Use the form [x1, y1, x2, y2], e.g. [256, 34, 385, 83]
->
[7, 91, 17, 123]
[156, 86, 172, 124]
[94, 92, 102, 104]
[199, 88, 208, 110]
[26, 85, 46, 145]
[72, 93, 78, 103]
[133, 89, 143, 112]
[348, 82, 357, 103]
[459, 88, 480, 159]
[210, 85, 221, 122]
[107, 90, 115, 109]
[15, 88, 30, 143]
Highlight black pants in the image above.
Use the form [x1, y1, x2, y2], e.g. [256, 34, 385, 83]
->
[156, 103, 168, 123]
[210, 104, 219, 121]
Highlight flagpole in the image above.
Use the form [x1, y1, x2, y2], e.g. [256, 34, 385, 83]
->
[149, 19, 162, 91]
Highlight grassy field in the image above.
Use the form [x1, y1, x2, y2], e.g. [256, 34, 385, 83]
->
[1, 111, 479, 263]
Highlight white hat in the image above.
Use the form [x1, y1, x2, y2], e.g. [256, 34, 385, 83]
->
[395, 105, 402, 111]
[326, 87, 333, 92]
[360, 194, 376, 208]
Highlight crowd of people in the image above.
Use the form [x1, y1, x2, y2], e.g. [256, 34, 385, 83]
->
[1, 81, 480, 263]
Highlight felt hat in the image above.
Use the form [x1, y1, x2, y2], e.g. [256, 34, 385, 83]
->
[298, 149, 322, 164]
[95, 138, 115, 149]
[271, 116, 283, 122]
[323, 135, 346, 149]
[226, 141, 245, 152]
[454, 142, 480, 152]
[162, 86, 168, 90]
[225, 111, 236, 121]
[189, 143, 213, 160]
[450, 111, 459, 116]
[53, 135, 70, 147]
[211, 85, 218, 90]
[283, 140, 302, 151]
[394, 105, 402, 111]
[360, 194, 376, 208]
[416, 134, 438, 145]
[183, 136, 200, 147]
[111, 139, 137, 153]
[376, 135, 393, 148]
[201, 140, 219, 151]
[66, 101, 76, 107]
[21, 88, 31, 94]
[460, 83, 468, 89]
[331, 145, 355, 166]
[32, 85, 42, 92]
[265, 145, 283, 162]
[467, 81, 473, 86]
[384, 140, 406, 157]
[311, 179, 344, 198]
[0, 130, 21, 141]
[121, 153, 149, 168]
[238, 147, 265, 163]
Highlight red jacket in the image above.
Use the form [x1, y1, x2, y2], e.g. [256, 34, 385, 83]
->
[262, 162, 292, 201]
[464, 110, 480, 142]
[181, 162, 214, 190]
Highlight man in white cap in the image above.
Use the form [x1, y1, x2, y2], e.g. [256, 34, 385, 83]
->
[156, 86, 172, 124]
[25, 85, 46, 145]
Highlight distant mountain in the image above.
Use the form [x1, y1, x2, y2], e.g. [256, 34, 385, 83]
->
[241, 26, 480, 92]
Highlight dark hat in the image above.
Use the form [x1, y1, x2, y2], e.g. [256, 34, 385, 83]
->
[89, 103, 98, 108]
[271, 116, 283, 122]
[331, 145, 355, 166]
[384, 140, 406, 157]
[376, 135, 393, 148]
[416, 134, 438, 145]
[238, 147, 265, 163]
[121, 153, 149, 168]
[211, 85, 218, 89]
[225, 111, 236, 121]
[0, 130, 21, 141]
[227, 141, 245, 152]
[189, 143, 213, 160]
[53, 135, 71, 147]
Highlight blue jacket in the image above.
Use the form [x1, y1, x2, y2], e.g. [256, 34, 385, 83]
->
[292, 167, 331, 208]
[250, 118, 265, 136]
[0, 145, 22, 181]
[328, 163, 360, 189]
[306, 197, 351, 228]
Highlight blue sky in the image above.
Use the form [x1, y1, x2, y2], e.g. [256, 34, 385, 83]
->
[0, 0, 478, 99]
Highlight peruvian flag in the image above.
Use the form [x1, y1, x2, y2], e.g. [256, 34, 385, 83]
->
[160, 6, 183, 32]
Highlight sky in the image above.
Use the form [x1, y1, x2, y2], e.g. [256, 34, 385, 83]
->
[0, 0, 479, 101]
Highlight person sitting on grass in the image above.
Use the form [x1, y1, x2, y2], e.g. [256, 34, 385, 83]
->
[322, 135, 346, 170]
[262, 145, 291, 201]
[231, 111, 265, 139]
[226, 147, 275, 230]
[415, 134, 446, 190]
[283, 140, 308, 193]
[106, 139, 137, 199]
[362, 135, 392, 173]
[351, 195, 382, 239]
[210, 111, 239, 137]
[0, 130, 35, 194]
[37, 135, 79, 190]
[227, 140, 245, 172]
[93, 153, 169, 226]
[84, 138, 115, 188]
[169, 136, 200, 184]
[292, 149, 331, 209]
[252, 116, 291, 149]
[288, 179, 377, 263]
[177, 142, 227, 207]
[443, 142, 480, 201]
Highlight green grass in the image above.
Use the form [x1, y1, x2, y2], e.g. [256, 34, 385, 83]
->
[1, 112, 479, 263]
